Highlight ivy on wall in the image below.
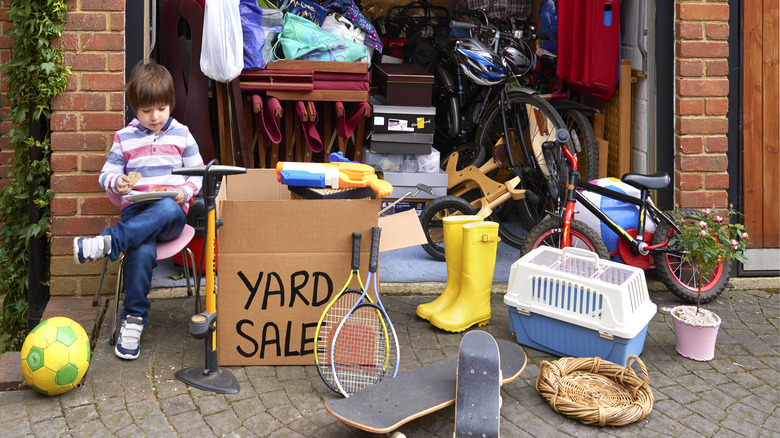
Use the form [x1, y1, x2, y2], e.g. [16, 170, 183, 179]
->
[0, 0, 70, 352]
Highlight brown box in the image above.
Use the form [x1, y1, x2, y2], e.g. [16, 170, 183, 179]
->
[215, 169, 426, 365]
[373, 63, 434, 107]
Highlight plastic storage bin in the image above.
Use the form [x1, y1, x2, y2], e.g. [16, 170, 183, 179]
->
[504, 246, 656, 363]
[557, 0, 621, 99]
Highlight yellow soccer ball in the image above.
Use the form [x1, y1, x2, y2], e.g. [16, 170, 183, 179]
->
[20, 317, 91, 396]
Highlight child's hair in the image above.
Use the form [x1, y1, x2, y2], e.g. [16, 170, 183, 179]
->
[125, 60, 175, 112]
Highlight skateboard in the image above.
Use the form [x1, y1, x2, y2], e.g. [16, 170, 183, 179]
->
[454, 331, 501, 438]
[325, 338, 526, 435]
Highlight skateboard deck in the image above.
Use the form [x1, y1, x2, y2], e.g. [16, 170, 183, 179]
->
[325, 338, 526, 434]
[454, 331, 501, 438]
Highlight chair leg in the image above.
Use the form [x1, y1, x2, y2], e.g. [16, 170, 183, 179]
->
[92, 257, 110, 307]
[181, 248, 193, 298]
[182, 247, 201, 314]
[109, 254, 127, 347]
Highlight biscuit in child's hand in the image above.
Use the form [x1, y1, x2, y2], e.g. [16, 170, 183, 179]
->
[127, 172, 141, 188]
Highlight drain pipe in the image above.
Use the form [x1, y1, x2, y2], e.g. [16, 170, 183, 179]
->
[27, 102, 48, 331]
[640, 0, 657, 176]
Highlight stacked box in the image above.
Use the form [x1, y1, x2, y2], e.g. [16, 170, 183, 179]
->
[504, 246, 657, 364]
[371, 105, 435, 155]
[373, 63, 434, 107]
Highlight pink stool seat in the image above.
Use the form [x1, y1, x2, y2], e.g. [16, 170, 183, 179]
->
[157, 224, 196, 260]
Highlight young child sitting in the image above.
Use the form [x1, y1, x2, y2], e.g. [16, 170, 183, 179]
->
[73, 60, 205, 360]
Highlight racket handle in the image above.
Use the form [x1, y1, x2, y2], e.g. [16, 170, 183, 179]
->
[351, 232, 361, 270]
[369, 227, 381, 273]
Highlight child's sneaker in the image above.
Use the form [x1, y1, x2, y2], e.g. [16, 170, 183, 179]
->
[115, 316, 144, 360]
[73, 235, 111, 264]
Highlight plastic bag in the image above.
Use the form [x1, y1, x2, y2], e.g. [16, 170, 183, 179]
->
[239, 0, 283, 70]
[321, 13, 373, 65]
[320, 0, 383, 54]
[201, 0, 243, 82]
[276, 13, 368, 63]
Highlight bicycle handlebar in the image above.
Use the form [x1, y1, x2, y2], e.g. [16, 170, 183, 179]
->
[450, 20, 480, 30]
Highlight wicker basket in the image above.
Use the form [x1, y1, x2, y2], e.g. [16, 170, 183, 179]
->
[535, 355, 653, 426]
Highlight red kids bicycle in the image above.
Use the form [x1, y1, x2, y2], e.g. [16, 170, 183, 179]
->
[521, 130, 733, 304]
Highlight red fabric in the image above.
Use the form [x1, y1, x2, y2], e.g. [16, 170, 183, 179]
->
[313, 80, 369, 91]
[336, 101, 372, 139]
[312, 71, 369, 82]
[296, 101, 323, 153]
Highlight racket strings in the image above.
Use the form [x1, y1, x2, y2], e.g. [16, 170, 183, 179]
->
[332, 305, 395, 396]
[316, 291, 363, 387]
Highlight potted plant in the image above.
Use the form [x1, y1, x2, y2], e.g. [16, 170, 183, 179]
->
[667, 204, 749, 361]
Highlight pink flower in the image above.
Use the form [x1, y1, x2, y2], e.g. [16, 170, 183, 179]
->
[699, 221, 707, 229]
[703, 208, 711, 215]
[700, 230, 708, 237]
[742, 232, 749, 239]
[715, 215, 723, 223]
[674, 203, 679, 208]
[730, 239, 738, 249]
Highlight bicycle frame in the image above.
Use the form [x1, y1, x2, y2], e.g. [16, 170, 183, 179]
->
[558, 146, 679, 258]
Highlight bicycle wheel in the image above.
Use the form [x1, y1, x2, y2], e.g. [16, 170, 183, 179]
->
[556, 107, 598, 182]
[419, 196, 477, 261]
[520, 216, 610, 259]
[432, 63, 461, 157]
[652, 208, 731, 304]
[440, 142, 486, 171]
[474, 89, 568, 234]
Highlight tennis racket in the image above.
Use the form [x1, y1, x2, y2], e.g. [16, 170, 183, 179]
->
[314, 232, 366, 393]
[331, 226, 400, 397]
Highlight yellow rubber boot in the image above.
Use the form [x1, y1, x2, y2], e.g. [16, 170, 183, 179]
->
[416, 215, 483, 321]
[430, 221, 500, 332]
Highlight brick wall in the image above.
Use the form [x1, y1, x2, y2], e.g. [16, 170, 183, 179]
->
[674, 1, 731, 209]
[48, 1, 126, 298]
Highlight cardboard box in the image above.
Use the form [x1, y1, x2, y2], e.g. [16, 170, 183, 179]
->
[382, 169, 448, 199]
[215, 169, 426, 366]
[380, 200, 427, 216]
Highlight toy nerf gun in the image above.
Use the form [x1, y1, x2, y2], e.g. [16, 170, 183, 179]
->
[276, 161, 394, 198]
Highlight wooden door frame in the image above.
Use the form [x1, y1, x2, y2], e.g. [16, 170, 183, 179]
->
[739, 0, 780, 276]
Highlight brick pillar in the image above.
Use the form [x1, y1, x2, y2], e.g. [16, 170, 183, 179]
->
[674, 1, 731, 209]
[49, 2, 126, 297]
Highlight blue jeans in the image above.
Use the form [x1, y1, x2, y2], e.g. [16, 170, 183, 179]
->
[101, 197, 186, 323]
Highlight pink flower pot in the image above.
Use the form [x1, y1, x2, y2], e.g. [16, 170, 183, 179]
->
[671, 305, 721, 361]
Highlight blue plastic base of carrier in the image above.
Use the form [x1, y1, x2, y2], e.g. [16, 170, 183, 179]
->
[506, 306, 650, 364]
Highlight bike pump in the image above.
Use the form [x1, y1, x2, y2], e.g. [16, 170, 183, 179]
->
[172, 161, 246, 394]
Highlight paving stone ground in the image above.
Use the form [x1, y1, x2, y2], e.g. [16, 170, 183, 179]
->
[1, 286, 778, 437]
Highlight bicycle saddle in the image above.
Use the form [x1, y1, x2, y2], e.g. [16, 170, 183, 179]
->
[621, 172, 670, 190]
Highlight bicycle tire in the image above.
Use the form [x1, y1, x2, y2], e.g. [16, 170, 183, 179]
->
[474, 90, 568, 234]
[520, 216, 610, 260]
[432, 62, 461, 156]
[440, 142, 486, 171]
[652, 208, 731, 304]
[419, 196, 477, 261]
[556, 108, 598, 182]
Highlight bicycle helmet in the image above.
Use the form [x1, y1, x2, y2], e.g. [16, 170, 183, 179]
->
[453, 39, 506, 86]
[502, 45, 531, 76]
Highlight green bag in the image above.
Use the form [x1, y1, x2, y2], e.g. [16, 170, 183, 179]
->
[276, 13, 368, 62]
